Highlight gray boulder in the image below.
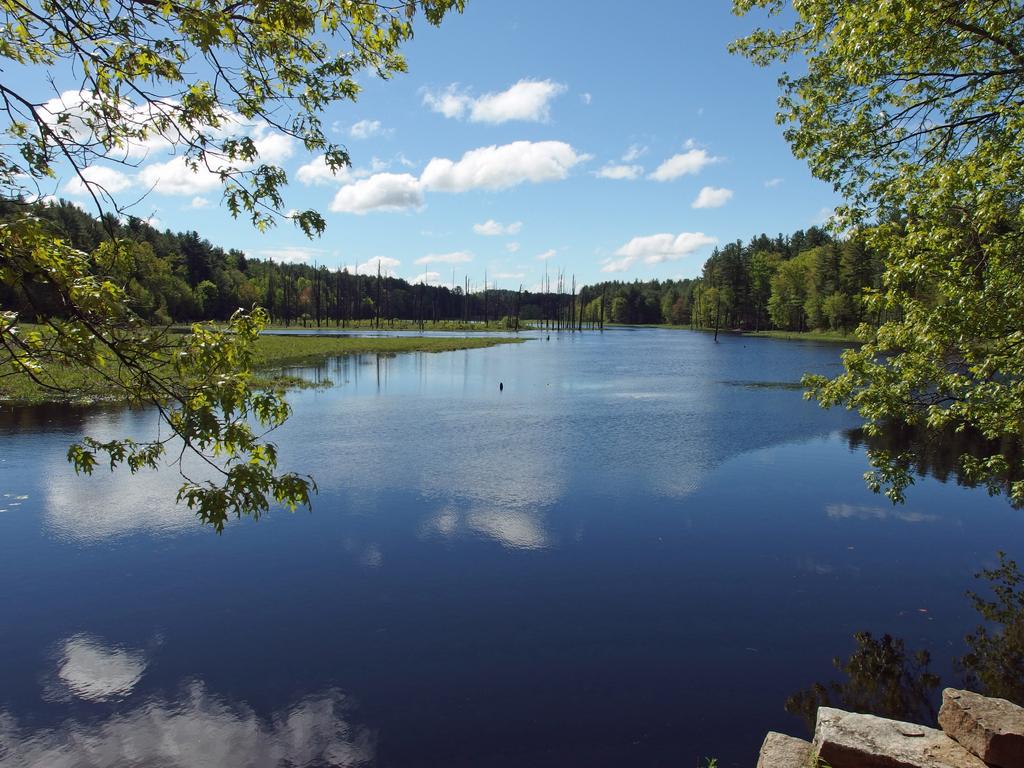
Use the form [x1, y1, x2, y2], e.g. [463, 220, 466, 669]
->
[813, 707, 988, 768]
[756, 731, 813, 768]
[937, 688, 1024, 768]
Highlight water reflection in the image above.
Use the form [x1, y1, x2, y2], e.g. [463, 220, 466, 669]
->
[423, 505, 551, 550]
[47, 634, 147, 702]
[43, 457, 195, 542]
[1, 683, 373, 768]
[847, 423, 1024, 506]
[22, 406, 223, 542]
[825, 503, 937, 524]
[785, 552, 1024, 732]
[785, 631, 941, 732]
[961, 552, 1024, 704]
[2, 330, 1020, 765]
[0, 632, 375, 767]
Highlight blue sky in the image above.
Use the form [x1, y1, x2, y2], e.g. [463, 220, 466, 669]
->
[44, 0, 837, 288]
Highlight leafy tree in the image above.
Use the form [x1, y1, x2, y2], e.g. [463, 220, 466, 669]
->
[193, 279, 219, 317]
[749, 249, 782, 331]
[821, 291, 854, 332]
[767, 254, 809, 330]
[733, 0, 1024, 504]
[609, 296, 628, 324]
[1, 0, 464, 528]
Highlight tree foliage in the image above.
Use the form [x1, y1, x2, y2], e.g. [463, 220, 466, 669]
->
[0, 0, 463, 529]
[733, 0, 1024, 505]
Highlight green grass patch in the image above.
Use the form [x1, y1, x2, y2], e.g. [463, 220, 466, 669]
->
[742, 329, 861, 344]
[201, 318, 526, 333]
[605, 322, 695, 330]
[606, 323, 861, 343]
[719, 379, 806, 390]
[0, 332, 524, 405]
[253, 334, 524, 367]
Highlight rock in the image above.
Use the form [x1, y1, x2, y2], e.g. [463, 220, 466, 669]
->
[813, 707, 988, 768]
[756, 731, 813, 768]
[937, 688, 1024, 768]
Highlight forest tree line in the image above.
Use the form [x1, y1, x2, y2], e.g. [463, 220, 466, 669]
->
[3, 199, 885, 333]
[590, 227, 886, 332]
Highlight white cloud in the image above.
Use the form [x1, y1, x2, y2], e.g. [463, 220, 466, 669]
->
[603, 231, 717, 272]
[44, 92, 296, 199]
[415, 251, 473, 265]
[505, 242, 521, 253]
[470, 79, 566, 123]
[189, 196, 210, 209]
[473, 219, 503, 236]
[297, 156, 386, 184]
[256, 246, 325, 264]
[622, 144, 648, 162]
[598, 256, 636, 273]
[764, 177, 783, 188]
[580, 93, 592, 105]
[494, 271, 525, 280]
[423, 80, 566, 124]
[328, 141, 586, 214]
[132, 123, 293, 197]
[422, 84, 473, 119]
[421, 141, 587, 193]
[251, 128, 295, 164]
[595, 163, 642, 180]
[41, 91, 179, 159]
[63, 165, 134, 196]
[648, 148, 720, 181]
[295, 155, 351, 186]
[535, 248, 557, 261]
[410, 271, 442, 285]
[473, 219, 522, 236]
[692, 186, 734, 209]
[41, 91, 99, 144]
[349, 119, 385, 139]
[329, 173, 423, 214]
[43, 92, 292, 163]
[137, 156, 221, 196]
[347, 256, 401, 276]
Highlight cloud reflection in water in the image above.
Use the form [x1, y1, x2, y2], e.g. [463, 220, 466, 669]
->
[1, 632, 374, 768]
[50, 634, 147, 702]
[423, 505, 550, 550]
[825, 503, 938, 524]
[1, 683, 374, 768]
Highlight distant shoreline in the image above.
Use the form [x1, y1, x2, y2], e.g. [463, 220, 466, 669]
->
[605, 323, 861, 344]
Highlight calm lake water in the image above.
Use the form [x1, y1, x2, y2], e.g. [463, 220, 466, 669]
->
[0, 328, 1019, 767]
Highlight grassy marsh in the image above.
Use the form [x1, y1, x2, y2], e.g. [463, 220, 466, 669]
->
[0, 331, 524, 405]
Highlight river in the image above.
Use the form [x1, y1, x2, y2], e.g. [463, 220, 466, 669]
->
[0, 328, 1019, 766]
